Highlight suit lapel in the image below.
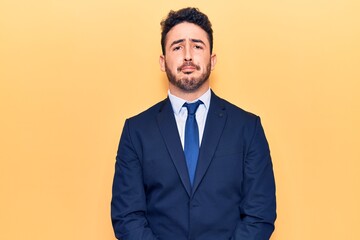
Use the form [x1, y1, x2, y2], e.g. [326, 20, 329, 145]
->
[156, 98, 192, 196]
[192, 92, 227, 195]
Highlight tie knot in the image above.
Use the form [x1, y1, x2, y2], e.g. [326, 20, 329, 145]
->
[184, 100, 202, 116]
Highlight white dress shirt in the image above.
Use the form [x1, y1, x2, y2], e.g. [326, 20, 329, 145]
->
[168, 88, 211, 149]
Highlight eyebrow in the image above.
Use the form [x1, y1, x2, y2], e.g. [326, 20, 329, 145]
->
[169, 39, 185, 48]
[190, 38, 206, 45]
[169, 38, 206, 48]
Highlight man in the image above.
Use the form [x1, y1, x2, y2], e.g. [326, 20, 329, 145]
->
[111, 7, 276, 240]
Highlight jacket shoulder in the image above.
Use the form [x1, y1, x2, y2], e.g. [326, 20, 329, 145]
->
[214, 94, 259, 122]
[126, 98, 168, 123]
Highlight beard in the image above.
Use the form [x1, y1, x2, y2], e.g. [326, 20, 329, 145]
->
[165, 61, 211, 93]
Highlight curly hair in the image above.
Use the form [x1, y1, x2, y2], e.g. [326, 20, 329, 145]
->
[160, 7, 213, 55]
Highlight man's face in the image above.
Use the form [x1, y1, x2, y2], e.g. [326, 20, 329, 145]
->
[160, 22, 216, 93]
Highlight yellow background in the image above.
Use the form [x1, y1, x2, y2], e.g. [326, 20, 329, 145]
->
[1, 0, 359, 239]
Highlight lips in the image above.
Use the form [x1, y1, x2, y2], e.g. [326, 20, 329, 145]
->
[181, 66, 196, 71]
[177, 63, 200, 72]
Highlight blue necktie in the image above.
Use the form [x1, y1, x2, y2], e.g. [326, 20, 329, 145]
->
[184, 100, 202, 186]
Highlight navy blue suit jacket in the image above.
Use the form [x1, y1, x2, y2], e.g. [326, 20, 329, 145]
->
[111, 91, 276, 240]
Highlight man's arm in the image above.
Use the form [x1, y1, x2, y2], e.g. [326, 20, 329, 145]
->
[111, 120, 158, 240]
[231, 117, 276, 240]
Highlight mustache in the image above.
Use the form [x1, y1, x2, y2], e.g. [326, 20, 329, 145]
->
[177, 62, 201, 71]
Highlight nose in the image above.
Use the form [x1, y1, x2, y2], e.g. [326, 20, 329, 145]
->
[184, 45, 192, 61]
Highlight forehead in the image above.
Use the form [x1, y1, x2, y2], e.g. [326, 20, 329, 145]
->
[165, 22, 209, 45]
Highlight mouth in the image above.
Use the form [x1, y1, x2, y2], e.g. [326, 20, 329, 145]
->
[178, 63, 199, 74]
[181, 66, 196, 74]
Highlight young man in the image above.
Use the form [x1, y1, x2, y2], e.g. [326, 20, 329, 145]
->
[111, 7, 276, 240]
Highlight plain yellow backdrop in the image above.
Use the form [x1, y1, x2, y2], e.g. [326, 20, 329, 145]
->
[1, 0, 359, 239]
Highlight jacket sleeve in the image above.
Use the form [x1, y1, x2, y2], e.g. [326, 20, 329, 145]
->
[111, 120, 158, 240]
[230, 117, 277, 240]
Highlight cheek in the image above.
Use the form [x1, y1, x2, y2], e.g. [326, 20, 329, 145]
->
[166, 58, 181, 69]
[194, 55, 210, 65]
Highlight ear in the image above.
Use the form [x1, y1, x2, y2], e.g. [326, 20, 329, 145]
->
[210, 53, 217, 71]
[159, 55, 166, 72]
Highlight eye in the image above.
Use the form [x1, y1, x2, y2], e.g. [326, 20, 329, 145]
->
[194, 45, 203, 50]
[173, 46, 182, 51]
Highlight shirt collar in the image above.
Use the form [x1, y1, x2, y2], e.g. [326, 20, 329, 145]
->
[168, 88, 211, 115]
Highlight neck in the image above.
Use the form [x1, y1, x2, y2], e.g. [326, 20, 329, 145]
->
[169, 83, 209, 102]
